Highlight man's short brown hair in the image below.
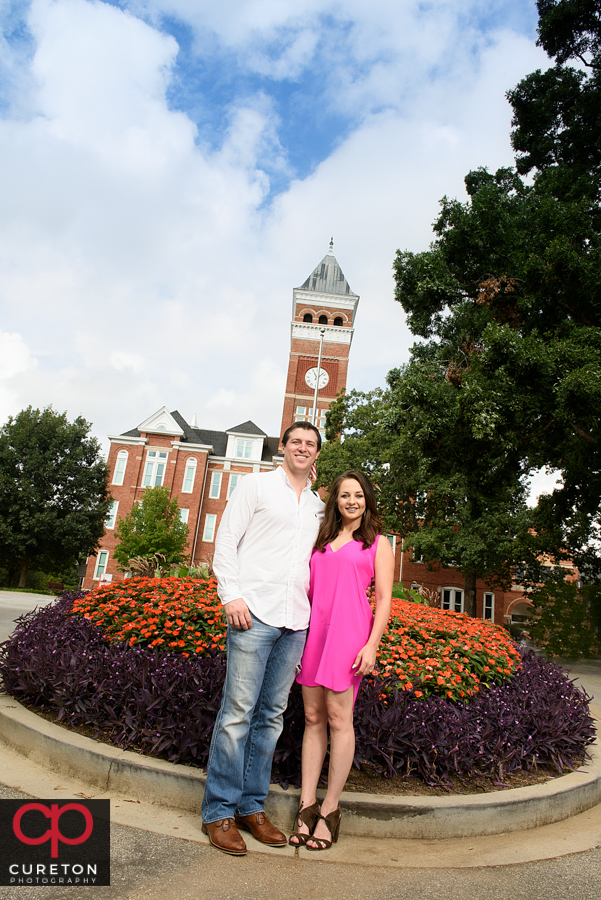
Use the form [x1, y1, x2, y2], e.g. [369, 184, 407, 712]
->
[281, 421, 322, 451]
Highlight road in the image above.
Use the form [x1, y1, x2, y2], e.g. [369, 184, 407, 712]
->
[0, 590, 56, 644]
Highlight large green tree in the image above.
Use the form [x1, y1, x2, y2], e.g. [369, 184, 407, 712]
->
[317, 365, 537, 616]
[113, 486, 189, 570]
[0, 406, 110, 587]
[320, 0, 601, 603]
[392, 0, 601, 581]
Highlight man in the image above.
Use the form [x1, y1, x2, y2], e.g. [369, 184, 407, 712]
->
[201, 421, 324, 856]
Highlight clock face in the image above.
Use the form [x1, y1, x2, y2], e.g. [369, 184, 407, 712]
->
[305, 366, 329, 389]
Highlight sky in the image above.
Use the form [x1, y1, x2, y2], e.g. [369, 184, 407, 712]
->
[0, 0, 551, 457]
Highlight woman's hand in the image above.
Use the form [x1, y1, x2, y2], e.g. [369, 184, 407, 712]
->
[352, 643, 377, 677]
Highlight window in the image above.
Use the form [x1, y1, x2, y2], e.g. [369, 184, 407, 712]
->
[386, 534, 396, 552]
[303, 313, 313, 322]
[318, 314, 328, 324]
[94, 550, 109, 579]
[483, 592, 494, 620]
[228, 473, 242, 499]
[179, 508, 189, 524]
[236, 440, 253, 459]
[105, 500, 119, 529]
[296, 406, 307, 416]
[442, 588, 463, 613]
[334, 316, 343, 326]
[142, 450, 168, 487]
[209, 471, 222, 499]
[112, 450, 128, 485]
[182, 458, 197, 493]
[203, 514, 217, 542]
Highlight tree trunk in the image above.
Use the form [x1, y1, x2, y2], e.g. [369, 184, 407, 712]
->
[6, 560, 18, 588]
[18, 558, 29, 589]
[463, 570, 477, 617]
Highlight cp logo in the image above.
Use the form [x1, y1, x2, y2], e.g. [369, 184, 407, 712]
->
[13, 803, 94, 858]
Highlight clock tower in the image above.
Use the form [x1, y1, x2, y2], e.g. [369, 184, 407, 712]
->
[280, 241, 360, 439]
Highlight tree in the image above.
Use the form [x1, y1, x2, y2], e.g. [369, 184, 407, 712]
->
[319, 0, 601, 600]
[317, 368, 537, 616]
[529, 577, 601, 656]
[0, 406, 110, 587]
[113, 486, 189, 570]
[508, 0, 601, 186]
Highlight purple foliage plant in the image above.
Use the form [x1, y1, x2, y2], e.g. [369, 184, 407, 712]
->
[0, 594, 596, 789]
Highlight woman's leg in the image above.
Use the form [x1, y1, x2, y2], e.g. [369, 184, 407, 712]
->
[289, 685, 328, 844]
[307, 686, 355, 848]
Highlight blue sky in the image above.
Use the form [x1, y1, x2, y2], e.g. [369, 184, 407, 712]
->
[0, 0, 549, 451]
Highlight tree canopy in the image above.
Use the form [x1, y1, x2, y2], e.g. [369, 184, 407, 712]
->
[113, 486, 189, 571]
[319, 0, 601, 604]
[0, 406, 110, 587]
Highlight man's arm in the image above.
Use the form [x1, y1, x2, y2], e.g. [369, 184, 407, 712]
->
[213, 475, 258, 631]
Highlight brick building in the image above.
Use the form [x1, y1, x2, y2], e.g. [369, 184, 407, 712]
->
[82, 243, 534, 628]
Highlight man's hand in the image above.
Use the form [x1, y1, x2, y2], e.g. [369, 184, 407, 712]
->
[224, 597, 253, 630]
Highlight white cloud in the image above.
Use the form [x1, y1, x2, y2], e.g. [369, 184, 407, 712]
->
[0, 330, 38, 424]
[0, 0, 548, 450]
[527, 468, 564, 507]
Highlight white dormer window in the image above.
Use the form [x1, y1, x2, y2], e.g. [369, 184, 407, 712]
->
[236, 440, 253, 459]
[143, 450, 168, 487]
[225, 432, 263, 461]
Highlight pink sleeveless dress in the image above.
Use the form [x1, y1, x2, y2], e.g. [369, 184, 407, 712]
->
[297, 535, 380, 701]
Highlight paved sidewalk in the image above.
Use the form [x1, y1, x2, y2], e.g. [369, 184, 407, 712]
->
[0, 590, 56, 644]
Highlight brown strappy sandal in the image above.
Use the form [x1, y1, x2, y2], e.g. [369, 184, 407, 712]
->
[288, 800, 320, 846]
[306, 807, 341, 850]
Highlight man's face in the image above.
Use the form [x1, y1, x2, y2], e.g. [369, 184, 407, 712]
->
[281, 428, 320, 476]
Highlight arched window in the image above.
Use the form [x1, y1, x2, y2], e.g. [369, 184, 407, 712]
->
[303, 313, 313, 322]
[142, 450, 168, 487]
[112, 450, 128, 485]
[182, 457, 197, 493]
[334, 316, 343, 326]
[318, 314, 328, 324]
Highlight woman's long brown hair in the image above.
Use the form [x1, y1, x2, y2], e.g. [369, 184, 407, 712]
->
[315, 470, 382, 552]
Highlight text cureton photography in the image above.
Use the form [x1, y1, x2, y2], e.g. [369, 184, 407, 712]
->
[0, 799, 110, 886]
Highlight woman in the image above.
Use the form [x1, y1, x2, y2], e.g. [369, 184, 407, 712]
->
[290, 470, 393, 850]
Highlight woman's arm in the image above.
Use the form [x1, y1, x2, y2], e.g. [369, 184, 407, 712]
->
[352, 536, 394, 676]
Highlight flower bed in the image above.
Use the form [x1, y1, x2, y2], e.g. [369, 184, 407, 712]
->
[0, 588, 595, 788]
[71, 578, 520, 702]
[71, 577, 225, 657]
[379, 597, 520, 700]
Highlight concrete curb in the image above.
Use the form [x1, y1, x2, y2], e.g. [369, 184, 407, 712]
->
[1, 692, 600, 840]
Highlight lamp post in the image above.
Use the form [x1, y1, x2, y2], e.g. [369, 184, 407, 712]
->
[312, 328, 326, 426]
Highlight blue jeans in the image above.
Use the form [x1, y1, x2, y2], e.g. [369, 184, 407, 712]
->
[202, 612, 307, 823]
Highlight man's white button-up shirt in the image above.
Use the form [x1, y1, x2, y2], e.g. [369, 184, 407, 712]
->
[213, 466, 325, 631]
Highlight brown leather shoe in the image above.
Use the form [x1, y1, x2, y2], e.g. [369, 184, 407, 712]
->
[234, 812, 287, 847]
[201, 818, 247, 856]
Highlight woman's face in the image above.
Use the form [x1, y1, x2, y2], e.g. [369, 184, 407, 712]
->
[337, 478, 366, 528]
